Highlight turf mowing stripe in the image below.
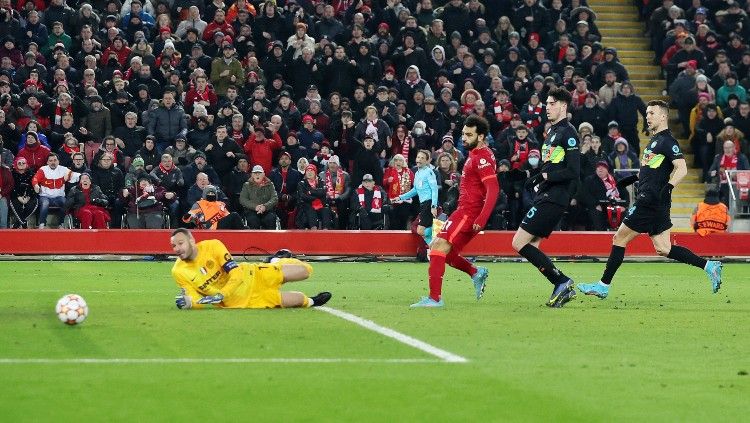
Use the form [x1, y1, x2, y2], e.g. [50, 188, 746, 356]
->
[316, 306, 469, 363]
[0, 358, 441, 364]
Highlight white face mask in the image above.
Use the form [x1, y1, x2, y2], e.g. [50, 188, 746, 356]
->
[528, 157, 540, 167]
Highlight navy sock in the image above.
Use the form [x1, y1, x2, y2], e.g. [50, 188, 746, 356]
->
[667, 245, 707, 269]
[601, 245, 626, 285]
[519, 244, 568, 285]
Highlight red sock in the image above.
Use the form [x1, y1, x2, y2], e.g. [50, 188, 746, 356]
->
[446, 251, 476, 277]
[428, 250, 447, 301]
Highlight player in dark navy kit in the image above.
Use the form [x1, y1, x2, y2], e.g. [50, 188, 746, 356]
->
[578, 100, 723, 298]
[512, 87, 580, 308]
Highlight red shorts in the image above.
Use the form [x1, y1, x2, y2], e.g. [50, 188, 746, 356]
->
[436, 210, 478, 253]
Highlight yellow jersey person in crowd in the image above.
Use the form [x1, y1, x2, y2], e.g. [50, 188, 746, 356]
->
[170, 228, 331, 309]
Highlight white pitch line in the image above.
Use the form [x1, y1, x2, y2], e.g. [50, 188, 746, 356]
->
[0, 358, 440, 364]
[316, 306, 468, 363]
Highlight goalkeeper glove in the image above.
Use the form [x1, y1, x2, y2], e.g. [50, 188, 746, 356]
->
[197, 292, 224, 305]
[175, 288, 192, 309]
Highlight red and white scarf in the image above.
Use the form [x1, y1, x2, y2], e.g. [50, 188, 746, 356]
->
[400, 135, 411, 160]
[325, 168, 344, 199]
[720, 154, 738, 182]
[159, 163, 173, 174]
[601, 172, 620, 199]
[357, 185, 382, 213]
[527, 103, 543, 127]
[54, 104, 72, 126]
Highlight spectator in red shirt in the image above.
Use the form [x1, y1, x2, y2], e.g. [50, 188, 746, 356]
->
[243, 126, 282, 175]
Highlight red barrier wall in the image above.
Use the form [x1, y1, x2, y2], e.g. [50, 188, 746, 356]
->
[0, 230, 748, 257]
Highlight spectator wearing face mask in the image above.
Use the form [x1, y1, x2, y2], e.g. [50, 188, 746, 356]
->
[183, 184, 245, 229]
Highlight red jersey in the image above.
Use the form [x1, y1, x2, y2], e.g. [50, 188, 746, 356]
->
[457, 146, 498, 222]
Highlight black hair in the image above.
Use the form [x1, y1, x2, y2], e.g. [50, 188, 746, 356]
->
[463, 115, 490, 137]
[547, 86, 573, 106]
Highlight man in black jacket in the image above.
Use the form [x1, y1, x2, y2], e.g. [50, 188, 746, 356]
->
[91, 152, 125, 228]
[606, 82, 647, 154]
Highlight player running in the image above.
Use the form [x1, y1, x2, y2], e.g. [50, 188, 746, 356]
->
[512, 87, 580, 308]
[577, 100, 722, 298]
[170, 228, 331, 309]
[410, 116, 499, 308]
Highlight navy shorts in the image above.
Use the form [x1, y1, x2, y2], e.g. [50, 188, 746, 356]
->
[520, 202, 566, 238]
[622, 203, 672, 236]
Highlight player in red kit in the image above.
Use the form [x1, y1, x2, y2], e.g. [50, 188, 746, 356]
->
[411, 115, 499, 308]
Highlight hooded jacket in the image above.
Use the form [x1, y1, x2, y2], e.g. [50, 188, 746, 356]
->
[239, 175, 278, 211]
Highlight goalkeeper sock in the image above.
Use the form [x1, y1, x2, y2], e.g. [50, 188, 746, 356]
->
[518, 244, 568, 285]
[446, 250, 476, 277]
[667, 245, 707, 269]
[428, 250, 447, 301]
[600, 245, 626, 285]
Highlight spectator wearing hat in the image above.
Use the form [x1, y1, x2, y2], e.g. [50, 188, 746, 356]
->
[354, 105, 393, 147]
[296, 163, 332, 229]
[350, 172, 390, 230]
[210, 44, 244, 98]
[433, 133, 465, 169]
[239, 164, 279, 229]
[183, 183, 245, 229]
[715, 117, 748, 156]
[591, 47, 629, 90]
[80, 95, 111, 144]
[123, 155, 153, 189]
[608, 137, 640, 176]
[298, 114, 325, 158]
[399, 65, 434, 110]
[108, 89, 138, 130]
[471, 27, 500, 62]
[440, 0, 471, 40]
[414, 96, 447, 145]
[572, 93, 606, 139]
[666, 36, 707, 86]
[286, 22, 315, 60]
[581, 160, 627, 231]
[15, 51, 47, 86]
[0, 36, 23, 68]
[716, 72, 747, 109]
[270, 151, 303, 228]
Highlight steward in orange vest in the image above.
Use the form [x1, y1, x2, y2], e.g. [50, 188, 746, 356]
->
[691, 189, 730, 236]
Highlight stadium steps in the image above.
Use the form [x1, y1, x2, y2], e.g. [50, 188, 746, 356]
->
[590, 0, 703, 231]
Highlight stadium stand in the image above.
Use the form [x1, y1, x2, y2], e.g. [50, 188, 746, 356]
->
[0, 0, 741, 232]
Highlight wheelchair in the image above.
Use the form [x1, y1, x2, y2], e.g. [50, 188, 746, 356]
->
[121, 207, 171, 229]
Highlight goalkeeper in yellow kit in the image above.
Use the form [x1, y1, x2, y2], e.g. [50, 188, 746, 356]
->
[170, 228, 332, 309]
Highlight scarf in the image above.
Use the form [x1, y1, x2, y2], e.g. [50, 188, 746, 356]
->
[719, 154, 738, 183]
[527, 103, 543, 127]
[54, 104, 72, 126]
[357, 185, 382, 213]
[388, 167, 412, 201]
[600, 172, 620, 199]
[400, 135, 411, 160]
[279, 168, 289, 194]
[306, 176, 324, 210]
[159, 163, 173, 174]
[366, 120, 379, 142]
[406, 76, 419, 88]
[325, 168, 344, 199]
[63, 144, 81, 155]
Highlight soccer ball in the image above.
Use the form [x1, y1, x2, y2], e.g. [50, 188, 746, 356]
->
[55, 294, 88, 325]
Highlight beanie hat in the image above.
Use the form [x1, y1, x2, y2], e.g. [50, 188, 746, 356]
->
[132, 156, 145, 168]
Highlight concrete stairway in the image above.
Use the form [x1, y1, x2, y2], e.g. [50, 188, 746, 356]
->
[588, 0, 704, 231]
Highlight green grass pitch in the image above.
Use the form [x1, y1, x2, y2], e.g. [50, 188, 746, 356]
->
[0, 260, 747, 421]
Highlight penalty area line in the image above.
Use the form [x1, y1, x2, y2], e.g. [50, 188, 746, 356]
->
[0, 358, 442, 364]
[316, 306, 469, 363]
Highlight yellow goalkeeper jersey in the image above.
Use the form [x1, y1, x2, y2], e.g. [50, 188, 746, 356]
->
[171, 239, 276, 309]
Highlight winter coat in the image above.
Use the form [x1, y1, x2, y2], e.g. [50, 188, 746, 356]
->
[90, 165, 125, 199]
[239, 176, 278, 211]
[147, 103, 187, 146]
[65, 184, 109, 211]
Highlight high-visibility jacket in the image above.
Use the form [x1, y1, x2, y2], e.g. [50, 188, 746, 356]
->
[691, 202, 730, 236]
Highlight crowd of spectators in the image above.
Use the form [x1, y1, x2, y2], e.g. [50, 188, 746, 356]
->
[0, 0, 649, 231]
[660, 0, 750, 204]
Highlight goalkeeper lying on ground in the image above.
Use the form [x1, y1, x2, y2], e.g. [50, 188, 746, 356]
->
[170, 228, 331, 309]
